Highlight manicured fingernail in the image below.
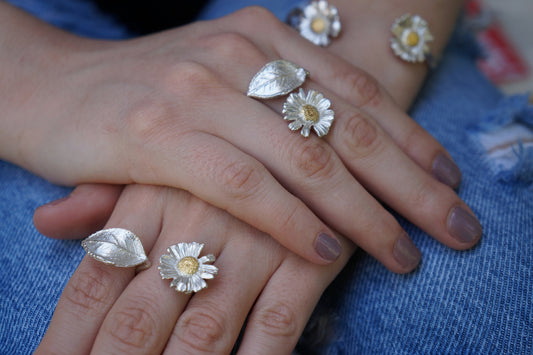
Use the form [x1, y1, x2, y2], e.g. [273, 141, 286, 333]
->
[432, 153, 462, 188]
[393, 233, 421, 269]
[447, 206, 482, 243]
[314, 233, 342, 262]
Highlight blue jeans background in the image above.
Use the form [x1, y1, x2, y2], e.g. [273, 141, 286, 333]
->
[1, 0, 532, 354]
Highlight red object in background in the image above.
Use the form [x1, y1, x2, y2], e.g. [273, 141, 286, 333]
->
[465, 0, 529, 84]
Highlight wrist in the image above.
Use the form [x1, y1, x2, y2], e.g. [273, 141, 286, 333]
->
[329, 0, 464, 109]
[0, 2, 90, 168]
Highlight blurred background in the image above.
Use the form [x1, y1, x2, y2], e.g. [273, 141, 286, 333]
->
[472, 0, 533, 94]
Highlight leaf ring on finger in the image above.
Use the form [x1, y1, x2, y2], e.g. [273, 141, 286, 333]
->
[82, 228, 151, 270]
[247, 59, 335, 137]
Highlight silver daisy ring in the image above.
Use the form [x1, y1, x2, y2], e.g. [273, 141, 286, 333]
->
[159, 242, 218, 294]
[283, 88, 334, 138]
[390, 14, 435, 67]
[247, 59, 334, 138]
[288, 0, 341, 47]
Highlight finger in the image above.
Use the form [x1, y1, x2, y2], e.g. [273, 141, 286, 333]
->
[215, 8, 462, 188]
[238, 237, 354, 354]
[178, 33, 419, 271]
[128, 129, 341, 265]
[164, 226, 281, 354]
[36, 185, 164, 355]
[277, 43, 463, 188]
[189, 53, 475, 269]
[176, 51, 420, 271]
[320, 92, 481, 250]
[33, 184, 123, 239]
[190, 24, 479, 252]
[194, 90, 416, 272]
[89, 189, 221, 354]
[91, 191, 279, 354]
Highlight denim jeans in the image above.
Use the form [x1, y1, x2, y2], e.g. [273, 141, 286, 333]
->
[1, 1, 532, 354]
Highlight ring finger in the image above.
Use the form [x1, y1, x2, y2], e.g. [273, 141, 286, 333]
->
[90, 189, 286, 354]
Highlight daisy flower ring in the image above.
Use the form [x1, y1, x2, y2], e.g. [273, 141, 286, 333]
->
[289, 0, 341, 47]
[282, 88, 335, 138]
[390, 14, 435, 66]
[159, 242, 218, 294]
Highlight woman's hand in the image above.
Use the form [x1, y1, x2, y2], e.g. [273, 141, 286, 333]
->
[2, 4, 480, 272]
[35, 184, 355, 354]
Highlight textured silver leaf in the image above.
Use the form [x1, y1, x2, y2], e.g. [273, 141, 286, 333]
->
[247, 59, 308, 99]
[82, 228, 148, 267]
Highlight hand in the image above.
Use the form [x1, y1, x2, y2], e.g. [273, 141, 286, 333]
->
[2, 5, 480, 273]
[35, 184, 354, 354]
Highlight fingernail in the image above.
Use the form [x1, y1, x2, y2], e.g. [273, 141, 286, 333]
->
[314, 233, 342, 262]
[432, 153, 462, 188]
[393, 233, 421, 269]
[447, 206, 482, 243]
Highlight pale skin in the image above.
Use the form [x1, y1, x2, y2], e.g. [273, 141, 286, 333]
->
[0, 0, 476, 352]
[36, 184, 356, 354]
[0, 1, 474, 271]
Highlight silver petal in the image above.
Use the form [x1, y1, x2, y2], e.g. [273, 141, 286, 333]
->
[247, 59, 308, 99]
[82, 228, 148, 267]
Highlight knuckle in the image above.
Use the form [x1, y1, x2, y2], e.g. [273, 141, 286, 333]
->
[336, 68, 383, 108]
[175, 306, 228, 353]
[398, 124, 434, 165]
[290, 140, 336, 181]
[253, 301, 298, 338]
[124, 96, 177, 147]
[217, 160, 265, 201]
[166, 61, 219, 98]
[62, 267, 115, 317]
[200, 32, 268, 65]
[276, 202, 303, 236]
[237, 6, 281, 28]
[105, 297, 158, 350]
[407, 177, 438, 212]
[342, 111, 383, 159]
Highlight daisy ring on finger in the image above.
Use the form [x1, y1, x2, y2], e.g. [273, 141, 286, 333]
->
[282, 88, 335, 137]
[159, 242, 218, 294]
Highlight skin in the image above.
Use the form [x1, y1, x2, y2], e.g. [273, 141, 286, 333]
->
[0, 2, 474, 272]
[0, 0, 474, 353]
[36, 185, 355, 354]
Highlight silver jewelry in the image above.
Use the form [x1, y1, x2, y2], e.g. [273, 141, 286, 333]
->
[159, 242, 218, 294]
[390, 14, 435, 66]
[283, 88, 334, 137]
[248, 59, 335, 137]
[288, 0, 341, 47]
[82, 228, 151, 270]
[247, 60, 309, 99]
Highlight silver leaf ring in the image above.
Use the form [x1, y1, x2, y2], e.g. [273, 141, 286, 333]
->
[82, 228, 151, 270]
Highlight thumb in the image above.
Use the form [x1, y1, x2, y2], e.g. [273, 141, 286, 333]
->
[33, 184, 123, 239]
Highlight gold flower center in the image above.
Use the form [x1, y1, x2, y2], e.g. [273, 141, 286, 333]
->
[311, 17, 327, 33]
[177, 256, 199, 275]
[301, 104, 320, 123]
[405, 31, 419, 46]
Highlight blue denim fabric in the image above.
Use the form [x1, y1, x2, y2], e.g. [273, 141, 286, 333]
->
[1, 1, 532, 354]
[5, 0, 130, 39]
